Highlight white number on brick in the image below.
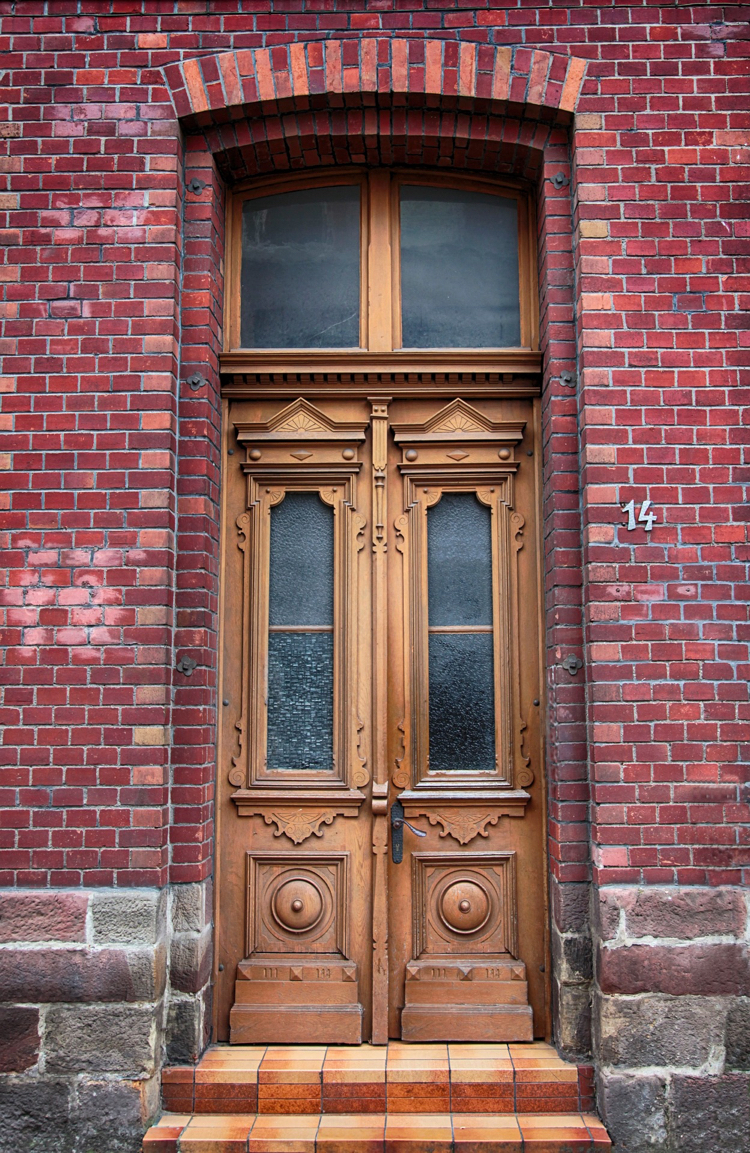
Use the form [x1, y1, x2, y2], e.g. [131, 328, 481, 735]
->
[621, 498, 656, 532]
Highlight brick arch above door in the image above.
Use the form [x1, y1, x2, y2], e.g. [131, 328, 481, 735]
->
[163, 39, 588, 182]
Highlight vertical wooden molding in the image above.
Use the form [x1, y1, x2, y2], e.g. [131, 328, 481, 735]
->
[366, 171, 393, 352]
[369, 395, 392, 1043]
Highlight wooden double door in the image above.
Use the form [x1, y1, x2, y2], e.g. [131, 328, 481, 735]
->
[215, 391, 547, 1044]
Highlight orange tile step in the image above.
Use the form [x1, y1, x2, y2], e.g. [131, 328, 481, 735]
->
[161, 1043, 596, 1117]
[144, 1111, 611, 1152]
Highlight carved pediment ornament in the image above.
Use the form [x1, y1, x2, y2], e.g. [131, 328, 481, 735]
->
[260, 808, 348, 845]
[234, 397, 368, 442]
[411, 810, 500, 844]
[391, 398, 526, 443]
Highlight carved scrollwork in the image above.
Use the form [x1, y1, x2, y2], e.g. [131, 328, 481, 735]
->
[353, 715, 369, 789]
[261, 808, 342, 845]
[229, 513, 251, 788]
[509, 509, 533, 788]
[416, 810, 501, 845]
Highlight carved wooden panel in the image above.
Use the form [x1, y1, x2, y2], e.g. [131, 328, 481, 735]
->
[392, 399, 532, 792]
[245, 851, 350, 957]
[229, 399, 369, 803]
[412, 851, 518, 959]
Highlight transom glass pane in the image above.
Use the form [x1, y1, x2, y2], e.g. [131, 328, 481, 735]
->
[266, 492, 334, 771]
[427, 493, 496, 772]
[400, 186, 521, 348]
[241, 185, 360, 348]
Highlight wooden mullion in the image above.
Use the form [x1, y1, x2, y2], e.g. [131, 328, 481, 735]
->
[366, 171, 394, 353]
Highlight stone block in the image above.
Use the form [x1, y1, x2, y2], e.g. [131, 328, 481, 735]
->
[73, 1076, 160, 1153]
[0, 891, 88, 943]
[598, 1072, 668, 1153]
[551, 879, 591, 934]
[44, 1004, 157, 1076]
[596, 886, 747, 942]
[553, 979, 592, 1057]
[552, 928, 593, 983]
[170, 880, 210, 935]
[166, 995, 203, 1065]
[169, 927, 212, 994]
[91, 888, 166, 946]
[725, 999, 750, 1070]
[0, 1078, 72, 1153]
[0, 1005, 40, 1072]
[598, 942, 750, 996]
[670, 1074, 750, 1153]
[596, 993, 727, 1068]
[0, 946, 165, 1003]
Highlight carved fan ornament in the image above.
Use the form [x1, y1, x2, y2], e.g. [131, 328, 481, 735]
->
[278, 411, 327, 434]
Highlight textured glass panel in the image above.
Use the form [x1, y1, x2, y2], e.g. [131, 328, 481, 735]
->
[400, 186, 520, 348]
[428, 493, 493, 627]
[428, 633, 495, 772]
[269, 492, 333, 627]
[241, 185, 360, 348]
[267, 633, 333, 771]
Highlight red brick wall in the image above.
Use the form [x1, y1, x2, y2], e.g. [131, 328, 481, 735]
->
[0, 6, 747, 890]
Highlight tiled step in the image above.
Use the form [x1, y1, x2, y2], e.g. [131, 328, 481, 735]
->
[144, 1111, 610, 1152]
[162, 1043, 595, 1116]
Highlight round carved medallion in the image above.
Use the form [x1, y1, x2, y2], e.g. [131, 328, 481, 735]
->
[272, 877, 324, 932]
[439, 879, 490, 933]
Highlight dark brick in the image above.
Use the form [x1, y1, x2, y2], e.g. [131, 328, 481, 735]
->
[598, 1073, 668, 1153]
[725, 999, 750, 1070]
[0, 893, 88, 944]
[0, 1006, 40, 1072]
[597, 888, 747, 943]
[0, 948, 162, 1004]
[598, 943, 750, 997]
[670, 1074, 750, 1153]
[0, 1078, 72, 1153]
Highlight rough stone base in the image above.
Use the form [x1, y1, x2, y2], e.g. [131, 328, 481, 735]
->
[593, 886, 750, 1153]
[0, 883, 212, 1153]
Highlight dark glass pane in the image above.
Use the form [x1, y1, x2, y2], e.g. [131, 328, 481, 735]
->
[269, 492, 333, 627]
[400, 186, 520, 348]
[241, 185, 360, 348]
[428, 633, 495, 772]
[267, 633, 333, 771]
[428, 493, 493, 627]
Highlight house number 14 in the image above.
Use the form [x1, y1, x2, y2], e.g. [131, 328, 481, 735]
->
[621, 499, 657, 532]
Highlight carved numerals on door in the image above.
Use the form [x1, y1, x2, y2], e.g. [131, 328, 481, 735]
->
[246, 852, 350, 957]
[412, 852, 518, 958]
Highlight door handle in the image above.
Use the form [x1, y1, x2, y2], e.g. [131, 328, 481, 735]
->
[390, 799, 427, 863]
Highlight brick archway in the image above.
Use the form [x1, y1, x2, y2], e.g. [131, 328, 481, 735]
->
[164, 39, 587, 125]
[163, 39, 587, 182]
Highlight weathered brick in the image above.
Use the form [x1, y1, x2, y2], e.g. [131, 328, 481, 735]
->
[0, 1006, 40, 1073]
[0, 892, 88, 944]
[598, 943, 750, 997]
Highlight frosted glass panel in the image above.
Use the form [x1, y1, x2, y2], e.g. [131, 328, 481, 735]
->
[400, 186, 520, 348]
[241, 185, 360, 348]
[267, 634, 333, 771]
[267, 491, 334, 772]
[427, 491, 496, 773]
[428, 493, 492, 627]
[269, 492, 333, 627]
[428, 634, 495, 773]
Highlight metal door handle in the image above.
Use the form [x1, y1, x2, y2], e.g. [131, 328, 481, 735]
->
[390, 799, 426, 863]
